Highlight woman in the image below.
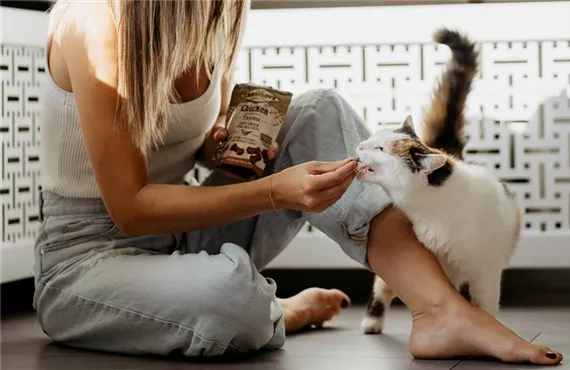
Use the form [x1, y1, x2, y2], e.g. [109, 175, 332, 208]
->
[34, 0, 561, 364]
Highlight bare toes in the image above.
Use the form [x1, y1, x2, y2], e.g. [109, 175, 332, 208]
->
[526, 345, 563, 365]
[281, 288, 351, 333]
[328, 288, 351, 310]
[311, 289, 348, 324]
[498, 342, 563, 365]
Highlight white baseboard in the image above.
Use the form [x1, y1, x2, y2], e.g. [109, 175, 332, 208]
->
[1, 231, 568, 284]
[267, 232, 570, 269]
[267, 233, 364, 269]
[509, 233, 570, 268]
[1, 243, 35, 284]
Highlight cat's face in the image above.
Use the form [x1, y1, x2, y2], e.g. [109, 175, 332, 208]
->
[356, 116, 451, 191]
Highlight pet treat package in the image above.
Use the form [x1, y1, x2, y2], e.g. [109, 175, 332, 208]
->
[214, 83, 293, 181]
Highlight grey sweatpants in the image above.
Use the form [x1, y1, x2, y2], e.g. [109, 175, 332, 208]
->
[33, 90, 391, 357]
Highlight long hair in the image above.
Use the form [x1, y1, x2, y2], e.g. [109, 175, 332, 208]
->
[112, 0, 247, 153]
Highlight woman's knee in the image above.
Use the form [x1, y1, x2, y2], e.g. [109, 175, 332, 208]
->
[295, 89, 351, 124]
[279, 89, 369, 164]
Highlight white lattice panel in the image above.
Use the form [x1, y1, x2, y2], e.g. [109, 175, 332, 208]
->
[542, 41, 570, 86]
[237, 33, 570, 269]
[1, 7, 48, 282]
[245, 42, 569, 230]
[250, 47, 307, 91]
[235, 38, 569, 237]
[1, 44, 45, 249]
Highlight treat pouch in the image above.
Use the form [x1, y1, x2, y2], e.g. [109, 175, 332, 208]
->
[214, 83, 293, 181]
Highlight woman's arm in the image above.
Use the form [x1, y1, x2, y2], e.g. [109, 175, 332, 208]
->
[56, 9, 356, 236]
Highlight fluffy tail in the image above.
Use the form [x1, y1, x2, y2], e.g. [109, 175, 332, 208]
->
[421, 28, 479, 160]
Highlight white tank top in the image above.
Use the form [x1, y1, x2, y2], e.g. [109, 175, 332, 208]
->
[40, 52, 223, 198]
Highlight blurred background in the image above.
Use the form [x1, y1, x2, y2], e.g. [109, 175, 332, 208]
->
[1, 0, 569, 312]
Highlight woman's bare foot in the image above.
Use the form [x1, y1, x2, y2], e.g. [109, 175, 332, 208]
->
[278, 288, 351, 333]
[409, 300, 563, 365]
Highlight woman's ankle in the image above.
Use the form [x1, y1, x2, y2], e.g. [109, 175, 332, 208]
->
[409, 288, 467, 320]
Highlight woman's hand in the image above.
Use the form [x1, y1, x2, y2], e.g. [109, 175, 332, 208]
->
[198, 124, 280, 170]
[198, 124, 228, 170]
[271, 158, 358, 213]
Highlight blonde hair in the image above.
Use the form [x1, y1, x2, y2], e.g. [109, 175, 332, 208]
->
[113, 0, 246, 153]
[48, 0, 246, 153]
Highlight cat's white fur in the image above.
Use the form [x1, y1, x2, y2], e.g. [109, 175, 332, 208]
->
[357, 116, 521, 334]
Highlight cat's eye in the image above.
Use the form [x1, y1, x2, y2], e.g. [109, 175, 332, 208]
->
[374, 146, 384, 151]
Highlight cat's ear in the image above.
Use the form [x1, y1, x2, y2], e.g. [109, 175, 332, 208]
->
[417, 154, 447, 174]
[403, 115, 415, 131]
[397, 115, 419, 138]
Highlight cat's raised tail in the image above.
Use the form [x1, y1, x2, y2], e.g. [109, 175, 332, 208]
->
[421, 28, 479, 160]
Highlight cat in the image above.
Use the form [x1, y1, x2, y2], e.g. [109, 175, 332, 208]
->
[356, 28, 521, 334]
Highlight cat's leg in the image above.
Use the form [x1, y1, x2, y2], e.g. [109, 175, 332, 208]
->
[468, 269, 502, 316]
[361, 276, 395, 334]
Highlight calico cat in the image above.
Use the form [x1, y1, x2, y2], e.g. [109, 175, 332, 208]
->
[357, 28, 521, 334]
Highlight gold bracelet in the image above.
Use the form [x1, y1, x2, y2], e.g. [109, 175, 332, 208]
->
[269, 175, 278, 212]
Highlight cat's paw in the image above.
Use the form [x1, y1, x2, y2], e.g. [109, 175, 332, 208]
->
[361, 315, 385, 334]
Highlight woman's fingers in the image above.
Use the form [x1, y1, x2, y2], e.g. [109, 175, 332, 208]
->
[212, 126, 228, 141]
[273, 157, 358, 213]
[268, 143, 280, 160]
[309, 160, 357, 190]
[308, 158, 355, 174]
[319, 171, 356, 200]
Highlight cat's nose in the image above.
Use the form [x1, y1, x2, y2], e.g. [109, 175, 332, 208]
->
[357, 144, 363, 151]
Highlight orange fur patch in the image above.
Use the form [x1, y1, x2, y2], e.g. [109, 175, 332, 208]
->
[389, 139, 421, 157]
[389, 139, 455, 167]
[422, 76, 451, 147]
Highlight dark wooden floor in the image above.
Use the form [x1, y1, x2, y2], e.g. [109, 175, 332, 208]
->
[2, 305, 569, 370]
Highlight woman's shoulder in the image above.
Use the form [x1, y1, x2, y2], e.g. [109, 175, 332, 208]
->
[50, 1, 118, 89]
[51, 1, 117, 56]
